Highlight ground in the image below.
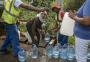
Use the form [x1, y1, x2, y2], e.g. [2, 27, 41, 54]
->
[0, 36, 90, 62]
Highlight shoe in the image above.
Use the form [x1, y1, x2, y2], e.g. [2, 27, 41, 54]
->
[0, 49, 10, 55]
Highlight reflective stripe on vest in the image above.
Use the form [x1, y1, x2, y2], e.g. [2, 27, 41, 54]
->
[2, 0, 20, 24]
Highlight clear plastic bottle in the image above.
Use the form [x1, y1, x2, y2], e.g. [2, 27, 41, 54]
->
[46, 44, 53, 58]
[87, 48, 90, 60]
[53, 43, 60, 58]
[31, 44, 38, 59]
[60, 44, 68, 60]
[67, 45, 75, 61]
[44, 32, 50, 42]
[18, 48, 26, 62]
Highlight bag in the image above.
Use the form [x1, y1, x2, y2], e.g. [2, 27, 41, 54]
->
[60, 12, 75, 36]
[24, 32, 32, 43]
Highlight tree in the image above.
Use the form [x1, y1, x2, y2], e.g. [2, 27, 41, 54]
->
[62, 0, 85, 11]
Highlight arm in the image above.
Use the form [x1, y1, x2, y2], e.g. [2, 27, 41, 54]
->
[69, 11, 90, 26]
[14, 0, 48, 12]
[69, 0, 90, 26]
[73, 16, 90, 25]
[19, 3, 46, 12]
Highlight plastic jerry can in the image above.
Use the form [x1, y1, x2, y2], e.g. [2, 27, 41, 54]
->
[60, 12, 75, 36]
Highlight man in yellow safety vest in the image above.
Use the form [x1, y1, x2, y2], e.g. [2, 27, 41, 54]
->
[0, 0, 48, 57]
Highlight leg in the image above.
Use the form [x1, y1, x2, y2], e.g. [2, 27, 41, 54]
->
[58, 33, 68, 46]
[35, 31, 40, 47]
[1, 23, 11, 51]
[9, 24, 20, 56]
[26, 23, 38, 46]
[75, 37, 89, 62]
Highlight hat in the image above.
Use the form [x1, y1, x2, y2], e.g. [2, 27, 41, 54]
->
[51, 1, 61, 9]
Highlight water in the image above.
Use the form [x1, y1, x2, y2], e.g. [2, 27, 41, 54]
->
[18, 48, 26, 62]
[53, 43, 60, 58]
[67, 45, 75, 61]
[31, 44, 38, 59]
[46, 44, 53, 58]
[44, 33, 50, 42]
[59, 44, 68, 59]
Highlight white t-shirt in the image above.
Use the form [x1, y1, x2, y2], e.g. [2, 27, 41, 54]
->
[14, 0, 23, 7]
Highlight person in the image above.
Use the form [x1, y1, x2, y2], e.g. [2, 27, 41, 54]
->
[26, 11, 48, 47]
[0, 0, 48, 57]
[51, 1, 68, 46]
[69, 0, 90, 62]
[57, 9, 68, 46]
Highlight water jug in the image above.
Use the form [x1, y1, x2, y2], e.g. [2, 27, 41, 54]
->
[46, 44, 53, 58]
[44, 32, 50, 42]
[60, 44, 68, 59]
[87, 48, 90, 60]
[53, 43, 60, 58]
[60, 12, 75, 36]
[18, 48, 26, 62]
[67, 45, 75, 61]
[31, 44, 38, 59]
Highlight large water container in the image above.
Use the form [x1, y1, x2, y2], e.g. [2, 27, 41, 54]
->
[59, 44, 68, 59]
[18, 48, 26, 62]
[87, 48, 90, 60]
[46, 44, 53, 58]
[44, 33, 50, 42]
[53, 43, 60, 58]
[60, 12, 75, 36]
[31, 44, 38, 59]
[67, 45, 75, 61]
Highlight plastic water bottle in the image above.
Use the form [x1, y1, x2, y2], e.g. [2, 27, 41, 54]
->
[46, 44, 53, 58]
[60, 44, 68, 59]
[31, 44, 38, 59]
[18, 48, 26, 62]
[44, 33, 50, 42]
[87, 53, 90, 60]
[87, 49, 90, 60]
[53, 43, 60, 58]
[67, 45, 75, 61]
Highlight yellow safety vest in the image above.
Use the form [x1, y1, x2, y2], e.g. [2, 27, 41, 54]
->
[2, 0, 21, 24]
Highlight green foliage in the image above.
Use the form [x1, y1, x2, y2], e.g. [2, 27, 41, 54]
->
[19, 9, 37, 21]
[62, 0, 85, 11]
[68, 36, 75, 45]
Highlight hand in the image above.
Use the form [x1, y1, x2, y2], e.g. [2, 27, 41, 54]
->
[68, 10, 76, 20]
[52, 28, 59, 32]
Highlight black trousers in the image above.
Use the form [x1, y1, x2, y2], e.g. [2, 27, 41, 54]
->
[26, 22, 40, 47]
